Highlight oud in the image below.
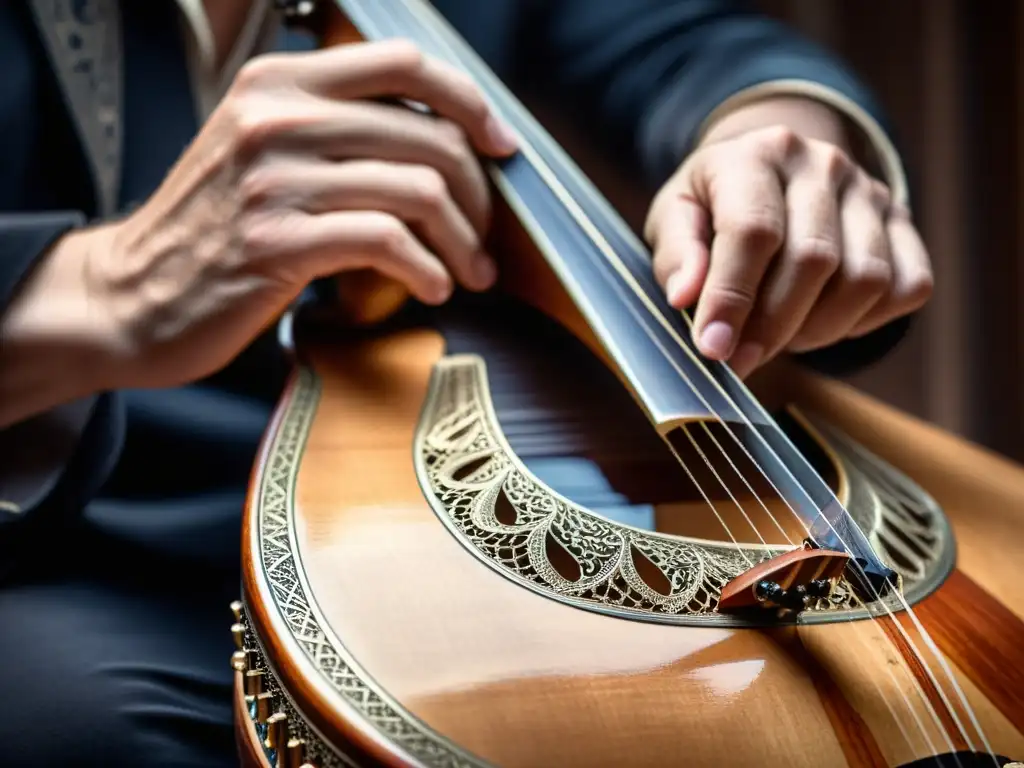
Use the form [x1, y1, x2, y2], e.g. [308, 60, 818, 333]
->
[229, 1, 1024, 766]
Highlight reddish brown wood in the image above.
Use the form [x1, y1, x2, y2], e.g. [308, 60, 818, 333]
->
[914, 569, 1024, 735]
[718, 548, 850, 611]
[231, 4, 1024, 767]
[878, 615, 972, 752]
[773, 629, 890, 768]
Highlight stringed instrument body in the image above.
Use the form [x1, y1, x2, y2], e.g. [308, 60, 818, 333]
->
[230, 2, 1024, 767]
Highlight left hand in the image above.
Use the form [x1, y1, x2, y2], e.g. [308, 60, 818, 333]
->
[644, 119, 933, 379]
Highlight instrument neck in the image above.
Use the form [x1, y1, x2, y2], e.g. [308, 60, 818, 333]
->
[319, 0, 898, 592]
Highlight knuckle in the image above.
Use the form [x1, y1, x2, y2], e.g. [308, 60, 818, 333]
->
[707, 282, 758, 313]
[817, 145, 854, 184]
[889, 199, 912, 220]
[229, 100, 283, 154]
[905, 270, 935, 307]
[791, 236, 841, 273]
[379, 38, 426, 78]
[759, 125, 803, 159]
[436, 117, 469, 148]
[863, 226, 891, 262]
[410, 167, 448, 210]
[453, 73, 490, 121]
[233, 54, 285, 92]
[725, 212, 785, 253]
[868, 179, 893, 211]
[849, 256, 893, 292]
[237, 162, 286, 208]
[239, 210, 284, 259]
[366, 214, 412, 256]
[440, 128, 476, 171]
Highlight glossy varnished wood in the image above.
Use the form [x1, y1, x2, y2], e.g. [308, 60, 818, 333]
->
[906, 570, 1024, 734]
[238, 330, 1024, 767]
[237, 6, 1024, 766]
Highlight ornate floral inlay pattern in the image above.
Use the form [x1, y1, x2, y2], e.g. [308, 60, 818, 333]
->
[250, 357, 956, 766]
[414, 355, 955, 625]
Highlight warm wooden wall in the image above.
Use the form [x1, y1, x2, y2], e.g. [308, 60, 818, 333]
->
[761, 0, 1024, 462]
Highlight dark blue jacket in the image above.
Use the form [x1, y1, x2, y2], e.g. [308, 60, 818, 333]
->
[0, 0, 910, 580]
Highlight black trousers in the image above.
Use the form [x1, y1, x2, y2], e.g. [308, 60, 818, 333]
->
[0, 492, 244, 767]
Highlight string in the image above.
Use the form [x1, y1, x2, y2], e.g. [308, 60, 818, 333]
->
[385, 0, 891, 580]
[367, 1, 983, 759]
[497, 160, 967, 761]
[329, 0, 995, 763]
[353, 0, 971, 759]
[678, 423, 784, 548]
[692, 421, 794, 544]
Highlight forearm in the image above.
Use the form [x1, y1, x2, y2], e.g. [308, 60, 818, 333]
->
[0, 227, 116, 429]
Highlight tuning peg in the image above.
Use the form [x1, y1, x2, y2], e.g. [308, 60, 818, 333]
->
[255, 692, 274, 723]
[279, 737, 306, 768]
[233, 648, 261, 673]
[230, 600, 243, 623]
[265, 712, 288, 750]
[244, 669, 265, 696]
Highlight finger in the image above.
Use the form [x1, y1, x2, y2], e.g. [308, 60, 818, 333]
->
[647, 193, 711, 309]
[280, 40, 518, 157]
[295, 210, 454, 305]
[691, 161, 786, 361]
[729, 175, 841, 377]
[848, 209, 933, 337]
[298, 100, 493, 236]
[247, 157, 494, 292]
[787, 189, 893, 353]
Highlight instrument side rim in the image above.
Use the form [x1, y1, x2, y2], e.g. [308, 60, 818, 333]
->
[241, 366, 422, 768]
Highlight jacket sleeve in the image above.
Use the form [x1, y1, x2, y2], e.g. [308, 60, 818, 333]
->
[525, 0, 914, 375]
[0, 214, 124, 580]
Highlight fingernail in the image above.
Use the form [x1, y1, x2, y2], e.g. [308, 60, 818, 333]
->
[474, 253, 498, 289]
[486, 116, 518, 154]
[728, 341, 764, 379]
[699, 320, 735, 359]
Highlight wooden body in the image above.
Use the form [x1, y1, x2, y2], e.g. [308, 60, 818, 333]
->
[235, 323, 1024, 768]
[232, 6, 1024, 768]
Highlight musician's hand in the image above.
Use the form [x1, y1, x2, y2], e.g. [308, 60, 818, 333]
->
[53, 40, 516, 390]
[644, 97, 933, 379]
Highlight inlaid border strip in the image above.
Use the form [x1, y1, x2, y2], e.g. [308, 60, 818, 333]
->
[254, 367, 488, 768]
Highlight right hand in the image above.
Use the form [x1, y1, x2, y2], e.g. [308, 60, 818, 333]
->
[70, 40, 518, 390]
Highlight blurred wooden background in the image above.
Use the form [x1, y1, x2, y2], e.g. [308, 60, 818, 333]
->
[530, 0, 1023, 463]
[761, 0, 1023, 463]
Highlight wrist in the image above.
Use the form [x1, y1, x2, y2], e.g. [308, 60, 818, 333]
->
[699, 94, 850, 152]
[0, 225, 126, 427]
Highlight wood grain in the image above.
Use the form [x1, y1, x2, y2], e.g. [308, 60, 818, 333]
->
[236, 332, 1024, 767]
[233, 6, 1024, 765]
[912, 569, 1024, 735]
